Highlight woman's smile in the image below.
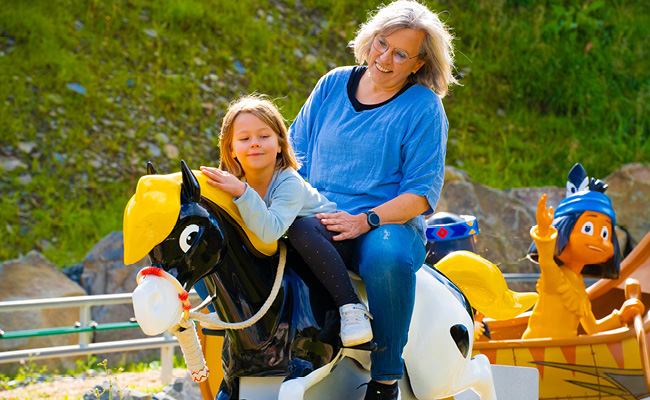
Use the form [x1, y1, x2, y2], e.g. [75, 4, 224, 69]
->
[375, 62, 391, 73]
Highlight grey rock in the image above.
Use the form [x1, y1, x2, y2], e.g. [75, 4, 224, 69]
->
[152, 393, 176, 400]
[146, 143, 161, 158]
[304, 54, 317, 66]
[233, 60, 246, 74]
[437, 167, 536, 274]
[18, 173, 33, 185]
[505, 186, 566, 215]
[0, 251, 86, 375]
[66, 82, 87, 95]
[128, 388, 154, 400]
[17, 142, 36, 154]
[164, 144, 179, 160]
[0, 157, 27, 172]
[605, 163, 650, 243]
[83, 381, 151, 400]
[198, 82, 212, 93]
[155, 132, 169, 143]
[154, 374, 202, 400]
[80, 232, 153, 365]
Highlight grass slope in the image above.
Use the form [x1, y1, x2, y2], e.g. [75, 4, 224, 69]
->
[0, 0, 648, 266]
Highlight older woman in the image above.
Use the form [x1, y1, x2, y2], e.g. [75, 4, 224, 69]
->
[288, 1, 456, 399]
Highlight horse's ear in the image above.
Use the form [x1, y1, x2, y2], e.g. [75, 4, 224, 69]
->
[147, 161, 158, 175]
[180, 159, 201, 203]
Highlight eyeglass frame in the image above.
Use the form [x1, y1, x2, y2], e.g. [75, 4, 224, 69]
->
[371, 35, 425, 65]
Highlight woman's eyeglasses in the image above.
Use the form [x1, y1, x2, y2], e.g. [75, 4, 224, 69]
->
[372, 36, 423, 65]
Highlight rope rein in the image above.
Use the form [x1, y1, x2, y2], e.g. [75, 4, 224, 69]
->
[135, 242, 287, 382]
[189, 242, 287, 330]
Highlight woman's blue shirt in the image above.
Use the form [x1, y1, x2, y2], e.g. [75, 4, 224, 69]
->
[289, 66, 448, 242]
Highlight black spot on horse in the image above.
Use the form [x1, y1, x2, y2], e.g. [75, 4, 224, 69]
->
[450, 324, 470, 358]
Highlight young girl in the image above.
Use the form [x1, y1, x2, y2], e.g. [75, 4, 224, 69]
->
[200, 95, 372, 347]
[523, 164, 643, 339]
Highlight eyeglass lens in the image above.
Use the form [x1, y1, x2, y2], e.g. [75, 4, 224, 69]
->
[373, 36, 411, 64]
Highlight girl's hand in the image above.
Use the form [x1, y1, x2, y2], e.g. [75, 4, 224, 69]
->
[316, 211, 370, 241]
[200, 166, 246, 198]
[536, 194, 554, 238]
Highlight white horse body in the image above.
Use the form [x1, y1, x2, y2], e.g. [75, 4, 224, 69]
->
[405, 267, 496, 400]
[277, 266, 497, 400]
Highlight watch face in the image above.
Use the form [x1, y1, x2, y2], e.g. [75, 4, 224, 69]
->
[368, 211, 380, 227]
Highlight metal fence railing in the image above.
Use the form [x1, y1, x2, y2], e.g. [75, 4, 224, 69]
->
[2, 273, 588, 384]
[0, 291, 200, 384]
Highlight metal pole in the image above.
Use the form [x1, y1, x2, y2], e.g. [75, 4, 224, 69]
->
[79, 305, 92, 346]
[0, 337, 179, 363]
[161, 331, 174, 384]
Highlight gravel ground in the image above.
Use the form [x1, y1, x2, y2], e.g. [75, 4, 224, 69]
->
[0, 368, 188, 400]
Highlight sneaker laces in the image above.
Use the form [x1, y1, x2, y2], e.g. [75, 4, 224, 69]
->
[343, 307, 372, 324]
[342, 306, 373, 323]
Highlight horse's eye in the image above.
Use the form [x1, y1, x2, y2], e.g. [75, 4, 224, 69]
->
[179, 224, 199, 253]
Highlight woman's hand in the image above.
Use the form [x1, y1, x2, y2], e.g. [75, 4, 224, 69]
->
[316, 211, 370, 241]
[200, 166, 246, 198]
[536, 194, 554, 238]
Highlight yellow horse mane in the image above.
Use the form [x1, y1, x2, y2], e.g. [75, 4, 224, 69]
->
[123, 170, 277, 265]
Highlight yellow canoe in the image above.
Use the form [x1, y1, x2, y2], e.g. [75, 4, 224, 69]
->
[474, 231, 650, 399]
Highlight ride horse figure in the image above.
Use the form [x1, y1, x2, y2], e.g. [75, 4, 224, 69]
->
[127, 161, 537, 400]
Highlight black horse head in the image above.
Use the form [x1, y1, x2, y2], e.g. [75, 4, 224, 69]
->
[125, 161, 341, 400]
[124, 160, 228, 289]
[148, 160, 228, 289]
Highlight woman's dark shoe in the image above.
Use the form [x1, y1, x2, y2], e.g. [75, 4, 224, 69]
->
[362, 380, 400, 400]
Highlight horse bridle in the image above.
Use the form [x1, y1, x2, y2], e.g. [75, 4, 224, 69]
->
[136, 242, 287, 330]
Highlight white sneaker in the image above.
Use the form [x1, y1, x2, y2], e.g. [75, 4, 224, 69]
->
[340, 303, 373, 347]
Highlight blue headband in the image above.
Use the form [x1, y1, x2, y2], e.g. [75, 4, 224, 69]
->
[554, 190, 616, 226]
[426, 215, 479, 242]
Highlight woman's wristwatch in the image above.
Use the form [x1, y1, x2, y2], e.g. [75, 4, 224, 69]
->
[365, 211, 381, 230]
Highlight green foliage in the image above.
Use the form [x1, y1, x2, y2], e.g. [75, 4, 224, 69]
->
[0, 356, 53, 388]
[1, 0, 648, 266]
[444, 0, 650, 186]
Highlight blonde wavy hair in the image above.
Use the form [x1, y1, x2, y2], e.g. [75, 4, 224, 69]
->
[219, 95, 299, 178]
[349, 0, 457, 97]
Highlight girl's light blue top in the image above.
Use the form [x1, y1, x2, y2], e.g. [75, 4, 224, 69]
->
[233, 167, 337, 244]
[288, 66, 448, 242]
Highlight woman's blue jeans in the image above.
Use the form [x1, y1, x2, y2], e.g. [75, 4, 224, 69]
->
[349, 223, 426, 381]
